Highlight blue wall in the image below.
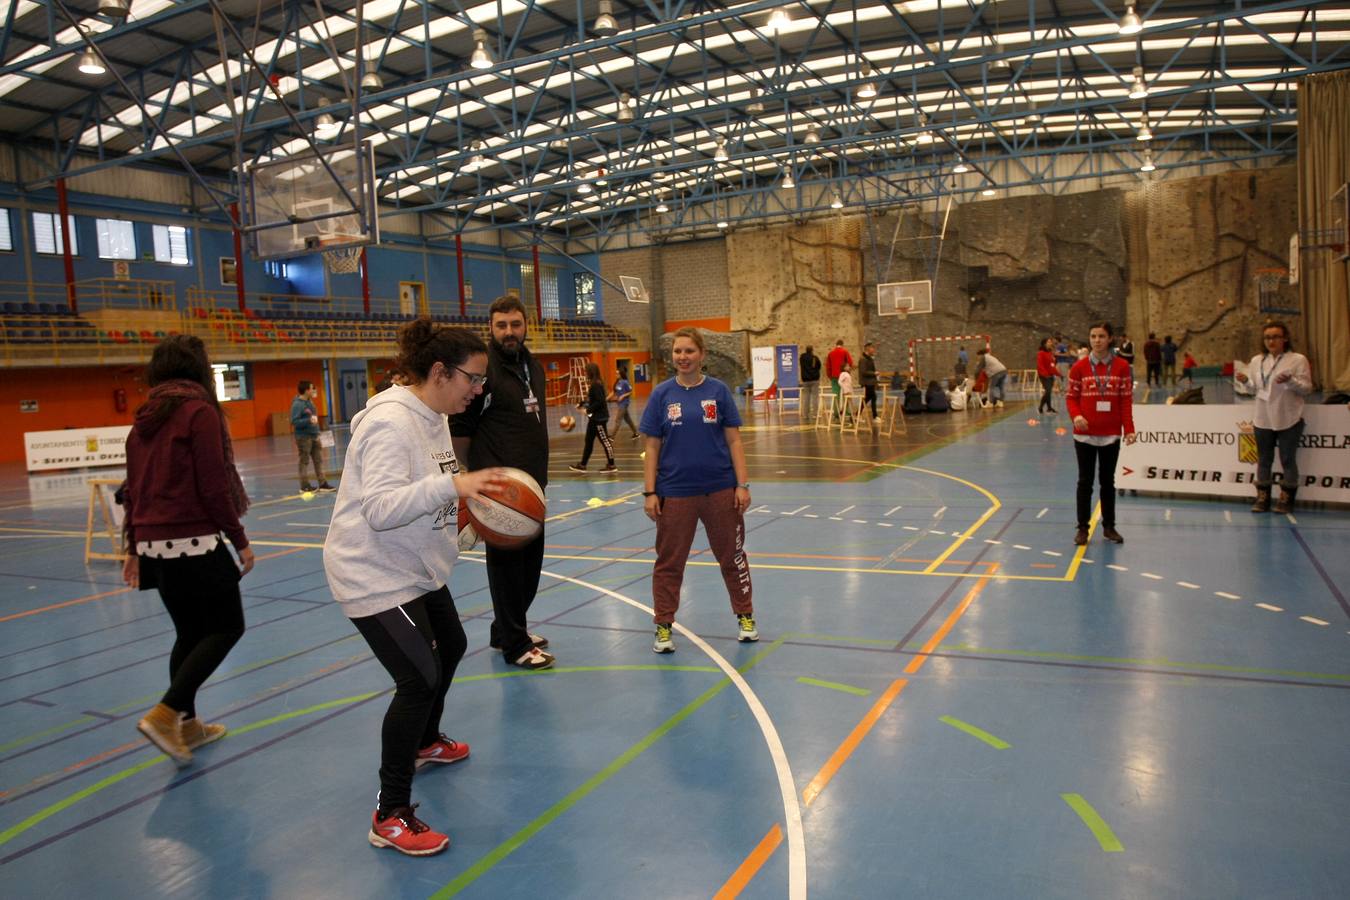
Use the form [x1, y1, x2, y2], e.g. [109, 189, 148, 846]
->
[0, 182, 602, 319]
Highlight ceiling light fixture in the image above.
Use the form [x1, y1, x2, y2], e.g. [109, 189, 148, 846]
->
[618, 93, 634, 122]
[1025, 102, 1043, 124]
[98, 0, 130, 18]
[655, 198, 669, 213]
[1128, 66, 1148, 100]
[953, 161, 970, 174]
[1119, 4, 1144, 36]
[856, 63, 877, 100]
[315, 98, 339, 138]
[830, 192, 844, 210]
[77, 48, 106, 75]
[594, 0, 619, 37]
[768, 8, 790, 34]
[714, 137, 729, 162]
[578, 179, 594, 194]
[360, 70, 383, 91]
[467, 140, 486, 170]
[782, 169, 795, 190]
[1137, 117, 1154, 142]
[596, 167, 608, 186]
[1140, 151, 1156, 172]
[470, 29, 494, 69]
[747, 88, 765, 114]
[982, 186, 996, 196]
[803, 126, 820, 145]
[717, 219, 729, 229]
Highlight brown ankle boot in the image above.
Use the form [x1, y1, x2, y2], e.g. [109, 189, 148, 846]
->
[137, 702, 192, 766]
[181, 717, 228, 750]
[1251, 489, 1270, 513]
[1272, 488, 1294, 515]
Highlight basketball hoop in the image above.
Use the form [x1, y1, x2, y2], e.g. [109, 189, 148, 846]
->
[896, 301, 912, 321]
[322, 242, 363, 275]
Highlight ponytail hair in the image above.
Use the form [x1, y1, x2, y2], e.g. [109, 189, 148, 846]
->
[395, 317, 487, 384]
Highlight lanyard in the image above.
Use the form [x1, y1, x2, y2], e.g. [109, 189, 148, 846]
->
[1260, 354, 1282, 387]
[1089, 357, 1111, 395]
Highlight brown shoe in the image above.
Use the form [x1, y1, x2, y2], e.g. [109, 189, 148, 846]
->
[1073, 527, 1089, 546]
[1251, 489, 1271, 513]
[1272, 489, 1294, 515]
[1102, 527, 1124, 544]
[181, 717, 228, 750]
[137, 702, 192, 766]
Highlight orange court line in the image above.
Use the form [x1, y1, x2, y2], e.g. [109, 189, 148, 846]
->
[0, 585, 134, 623]
[712, 824, 784, 899]
[903, 567, 998, 675]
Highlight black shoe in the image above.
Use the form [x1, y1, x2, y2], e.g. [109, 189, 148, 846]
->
[1073, 527, 1089, 546]
[1102, 527, 1124, 544]
[300, 483, 316, 492]
[317, 482, 337, 492]
[568, 464, 587, 473]
[601, 463, 618, 473]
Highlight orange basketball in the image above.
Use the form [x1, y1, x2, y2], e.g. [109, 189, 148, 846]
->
[559, 414, 576, 432]
[463, 467, 547, 550]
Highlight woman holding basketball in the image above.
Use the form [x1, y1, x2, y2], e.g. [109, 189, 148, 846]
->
[640, 328, 756, 653]
[324, 317, 507, 857]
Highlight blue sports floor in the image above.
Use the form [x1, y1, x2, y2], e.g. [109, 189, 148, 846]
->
[1, 388, 1347, 899]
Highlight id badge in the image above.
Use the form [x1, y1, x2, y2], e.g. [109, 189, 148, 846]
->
[1256, 387, 1271, 402]
[1096, 400, 1111, 412]
[524, 393, 540, 414]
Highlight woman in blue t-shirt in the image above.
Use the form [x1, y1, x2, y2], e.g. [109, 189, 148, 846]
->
[639, 328, 756, 653]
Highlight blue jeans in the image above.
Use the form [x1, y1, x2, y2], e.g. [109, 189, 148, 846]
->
[1254, 419, 1304, 491]
[989, 371, 1007, 403]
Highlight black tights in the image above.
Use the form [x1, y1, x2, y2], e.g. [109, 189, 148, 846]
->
[1074, 440, 1121, 529]
[353, 587, 467, 812]
[1038, 376, 1056, 413]
[146, 543, 246, 719]
[579, 418, 615, 466]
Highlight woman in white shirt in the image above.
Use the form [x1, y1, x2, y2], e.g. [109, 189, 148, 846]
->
[1234, 321, 1312, 514]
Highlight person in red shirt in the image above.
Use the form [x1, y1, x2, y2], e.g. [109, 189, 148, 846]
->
[121, 335, 254, 767]
[1036, 337, 1059, 414]
[1066, 322, 1136, 546]
[825, 338, 854, 409]
[1181, 350, 1198, 385]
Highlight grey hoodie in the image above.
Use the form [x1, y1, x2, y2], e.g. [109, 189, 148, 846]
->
[323, 385, 464, 619]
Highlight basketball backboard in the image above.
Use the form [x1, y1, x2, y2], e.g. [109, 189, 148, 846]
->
[877, 280, 933, 317]
[245, 141, 379, 260]
[619, 275, 649, 303]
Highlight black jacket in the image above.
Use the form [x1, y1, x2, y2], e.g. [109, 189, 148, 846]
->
[800, 351, 821, 383]
[450, 342, 550, 488]
[859, 354, 877, 387]
[584, 382, 609, 422]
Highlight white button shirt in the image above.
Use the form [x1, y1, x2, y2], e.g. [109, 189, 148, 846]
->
[1239, 351, 1312, 431]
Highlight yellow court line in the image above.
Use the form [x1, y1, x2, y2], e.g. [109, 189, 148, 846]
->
[1063, 502, 1102, 581]
[545, 490, 643, 523]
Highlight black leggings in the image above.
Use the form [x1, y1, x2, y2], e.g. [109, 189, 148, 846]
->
[353, 586, 467, 812]
[142, 543, 246, 720]
[579, 418, 615, 466]
[1038, 376, 1056, 412]
[1074, 440, 1121, 529]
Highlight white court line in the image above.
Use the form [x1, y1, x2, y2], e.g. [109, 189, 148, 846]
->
[1286, 513, 1298, 524]
[785, 505, 809, 516]
[1106, 564, 1128, 572]
[929, 530, 948, 536]
[804, 514, 819, 518]
[1255, 603, 1284, 612]
[1081, 558, 1094, 564]
[984, 539, 1002, 545]
[934, 506, 948, 517]
[532, 567, 807, 899]
[1215, 591, 1241, 600]
[834, 505, 856, 517]
[1300, 616, 1329, 626]
[902, 526, 919, 531]
[1177, 581, 1201, 589]
[877, 522, 893, 528]
[1042, 550, 1062, 558]
[1036, 508, 1048, 519]
[1013, 544, 1031, 551]
[852, 519, 869, 524]
[284, 522, 330, 528]
[1141, 573, 1164, 580]
[1164, 509, 1173, 521]
[750, 506, 771, 514]
[1224, 510, 1232, 523]
[884, 505, 903, 516]
[829, 517, 844, 521]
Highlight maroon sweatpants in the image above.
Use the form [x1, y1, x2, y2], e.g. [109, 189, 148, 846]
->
[652, 487, 753, 624]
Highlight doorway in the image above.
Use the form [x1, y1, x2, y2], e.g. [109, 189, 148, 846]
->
[338, 368, 369, 422]
[398, 281, 427, 317]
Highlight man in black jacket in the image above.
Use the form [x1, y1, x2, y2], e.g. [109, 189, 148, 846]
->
[450, 296, 555, 670]
[799, 344, 821, 423]
[859, 342, 880, 423]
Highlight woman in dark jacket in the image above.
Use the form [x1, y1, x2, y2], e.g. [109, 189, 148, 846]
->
[924, 380, 950, 412]
[570, 361, 617, 473]
[902, 381, 926, 414]
[122, 335, 254, 767]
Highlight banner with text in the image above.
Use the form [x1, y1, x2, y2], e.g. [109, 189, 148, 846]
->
[1117, 405, 1350, 501]
[24, 425, 132, 473]
[751, 345, 776, 396]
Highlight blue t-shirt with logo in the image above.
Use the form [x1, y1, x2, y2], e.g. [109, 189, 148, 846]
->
[614, 377, 633, 409]
[639, 376, 741, 498]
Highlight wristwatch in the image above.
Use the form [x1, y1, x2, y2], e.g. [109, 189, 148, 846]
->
[737, 482, 750, 489]
[642, 490, 657, 497]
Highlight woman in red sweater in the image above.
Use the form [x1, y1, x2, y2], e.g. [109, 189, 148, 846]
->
[1066, 322, 1136, 546]
[1036, 337, 1059, 414]
[122, 335, 254, 766]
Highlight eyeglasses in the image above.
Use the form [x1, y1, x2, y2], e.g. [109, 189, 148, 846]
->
[450, 364, 487, 388]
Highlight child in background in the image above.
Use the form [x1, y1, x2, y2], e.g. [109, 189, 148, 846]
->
[1182, 350, 1198, 385]
[836, 364, 855, 424]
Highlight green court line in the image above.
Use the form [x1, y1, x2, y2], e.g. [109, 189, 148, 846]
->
[797, 676, 872, 696]
[430, 638, 786, 898]
[0, 666, 725, 852]
[0, 715, 95, 754]
[1060, 793, 1124, 852]
[938, 715, 1010, 749]
[940, 643, 1350, 682]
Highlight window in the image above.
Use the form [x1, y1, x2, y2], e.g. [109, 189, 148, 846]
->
[574, 272, 597, 316]
[0, 210, 12, 251]
[32, 212, 78, 255]
[152, 224, 191, 265]
[263, 259, 290, 279]
[520, 263, 561, 319]
[211, 363, 251, 401]
[96, 218, 136, 259]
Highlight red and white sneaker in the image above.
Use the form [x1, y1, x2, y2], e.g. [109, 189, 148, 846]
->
[368, 805, 449, 856]
[416, 734, 470, 769]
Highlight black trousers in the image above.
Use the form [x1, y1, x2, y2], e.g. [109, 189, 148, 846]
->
[863, 385, 879, 418]
[1074, 440, 1121, 529]
[1038, 376, 1056, 412]
[579, 418, 614, 466]
[1145, 362, 1161, 385]
[141, 543, 246, 720]
[487, 530, 546, 660]
[352, 586, 467, 812]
